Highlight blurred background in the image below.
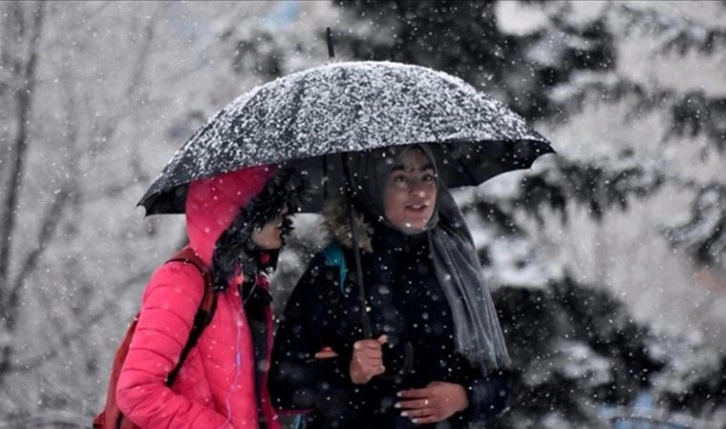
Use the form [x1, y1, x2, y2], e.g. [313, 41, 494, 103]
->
[1, 1, 725, 428]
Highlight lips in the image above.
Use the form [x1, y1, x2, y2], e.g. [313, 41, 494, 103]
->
[405, 204, 429, 213]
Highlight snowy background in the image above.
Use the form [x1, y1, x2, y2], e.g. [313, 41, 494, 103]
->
[1, 1, 725, 428]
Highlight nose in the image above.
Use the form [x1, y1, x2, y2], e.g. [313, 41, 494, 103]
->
[408, 179, 433, 196]
[411, 188, 427, 198]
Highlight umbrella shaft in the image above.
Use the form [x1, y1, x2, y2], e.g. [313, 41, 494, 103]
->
[342, 152, 372, 338]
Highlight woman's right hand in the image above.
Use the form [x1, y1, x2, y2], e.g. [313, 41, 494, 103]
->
[349, 335, 388, 384]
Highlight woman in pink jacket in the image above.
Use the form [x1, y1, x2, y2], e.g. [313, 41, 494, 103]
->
[116, 165, 304, 429]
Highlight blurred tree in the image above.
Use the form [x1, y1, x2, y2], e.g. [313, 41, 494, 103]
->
[333, 0, 615, 120]
[0, 2, 316, 427]
[0, 0, 47, 385]
[0, 2, 163, 425]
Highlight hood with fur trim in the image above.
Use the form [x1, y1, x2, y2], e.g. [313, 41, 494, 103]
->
[185, 166, 277, 266]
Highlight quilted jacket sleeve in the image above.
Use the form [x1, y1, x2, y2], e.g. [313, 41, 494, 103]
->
[116, 262, 232, 429]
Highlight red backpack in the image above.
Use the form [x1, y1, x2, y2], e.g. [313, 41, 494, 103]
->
[93, 247, 217, 429]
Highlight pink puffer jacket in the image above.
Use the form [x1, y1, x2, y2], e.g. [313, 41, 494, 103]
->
[116, 166, 282, 429]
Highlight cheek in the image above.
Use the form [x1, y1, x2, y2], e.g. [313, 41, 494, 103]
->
[426, 191, 437, 217]
[425, 205, 436, 220]
[252, 225, 281, 246]
[425, 187, 437, 200]
[384, 193, 406, 216]
[265, 225, 281, 241]
[251, 229, 263, 245]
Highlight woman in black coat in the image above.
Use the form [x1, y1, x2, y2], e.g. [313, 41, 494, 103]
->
[269, 145, 511, 429]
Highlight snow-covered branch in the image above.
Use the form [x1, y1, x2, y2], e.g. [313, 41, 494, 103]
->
[613, 3, 726, 56]
[664, 184, 726, 270]
[549, 75, 726, 153]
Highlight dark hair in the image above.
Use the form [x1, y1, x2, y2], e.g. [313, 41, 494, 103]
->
[210, 167, 307, 292]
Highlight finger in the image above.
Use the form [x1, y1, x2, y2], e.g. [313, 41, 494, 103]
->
[360, 357, 385, 370]
[353, 343, 383, 354]
[369, 365, 386, 377]
[357, 348, 383, 359]
[401, 408, 434, 418]
[355, 354, 383, 367]
[356, 359, 385, 373]
[361, 363, 385, 375]
[359, 366, 385, 382]
[397, 389, 429, 399]
[353, 353, 383, 366]
[396, 399, 431, 410]
[354, 340, 384, 351]
[314, 351, 339, 359]
[412, 415, 441, 425]
[376, 334, 388, 344]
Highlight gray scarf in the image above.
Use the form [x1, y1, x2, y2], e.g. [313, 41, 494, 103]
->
[348, 144, 510, 373]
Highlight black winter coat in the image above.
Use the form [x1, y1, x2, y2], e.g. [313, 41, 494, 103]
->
[269, 230, 509, 429]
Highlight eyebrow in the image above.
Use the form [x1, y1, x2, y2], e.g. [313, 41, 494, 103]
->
[391, 163, 435, 172]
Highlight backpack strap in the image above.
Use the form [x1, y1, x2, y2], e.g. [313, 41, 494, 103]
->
[164, 247, 217, 386]
[292, 414, 306, 429]
[322, 243, 347, 294]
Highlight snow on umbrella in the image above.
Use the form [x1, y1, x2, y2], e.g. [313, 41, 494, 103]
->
[138, 60, 554, 214]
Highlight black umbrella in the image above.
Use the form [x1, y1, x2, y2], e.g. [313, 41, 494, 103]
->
[139, 61, 554, 349]
[138, 61, 553, 214]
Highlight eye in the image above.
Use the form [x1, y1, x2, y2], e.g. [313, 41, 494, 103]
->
[422, 173, 435, 182]
[392, 174, 409, 187]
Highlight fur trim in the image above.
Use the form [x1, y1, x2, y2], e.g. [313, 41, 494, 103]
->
[322, 197, 374, 254]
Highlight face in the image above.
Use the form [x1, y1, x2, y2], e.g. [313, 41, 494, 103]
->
[251, 205, 288, 250]
[383, 148, 437, 233]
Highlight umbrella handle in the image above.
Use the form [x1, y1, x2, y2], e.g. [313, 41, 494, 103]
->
[326, 27, 335, 59]
[341, 152, 372, 338]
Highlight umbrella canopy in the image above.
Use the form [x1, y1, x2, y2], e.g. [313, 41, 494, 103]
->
[139, 61, 554, 214]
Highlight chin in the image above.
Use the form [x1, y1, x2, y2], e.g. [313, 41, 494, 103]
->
[409, 219, 431, 229]
[397, 223, 427, 234]
[256, 240, 282, 250]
